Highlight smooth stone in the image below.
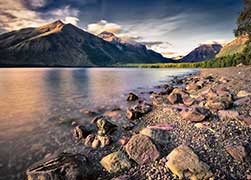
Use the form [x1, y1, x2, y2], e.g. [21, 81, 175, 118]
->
[165, 145, 212, 180]
[180, 107, 210, 122]
[100, 151, 131, 173]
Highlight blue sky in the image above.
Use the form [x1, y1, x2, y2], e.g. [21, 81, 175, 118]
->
[0, 0, 243, 57]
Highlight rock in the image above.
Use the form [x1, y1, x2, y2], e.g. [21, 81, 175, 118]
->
[151, 95, 166, 107]
[126, 102, 152, 120]
[180, 107, 210, 122]
[112, 175, 130, 180]
[117, 136, 130, 146]
[125, 134, 160, 165]
[84, 134, 95, 146]
[206, 96, 233, 110]
[26, 153, 97, 180]
[165, 145, 212, 180]
[92, 136, 101, 149]
[72, 125, 94, 140]
[127, 92, 139, 101]
[140, 124, 173, 144]
[183, 96, 195, 106]
[98, 135, 111, 148]
[218, 110, 239, 120]
[79, 108, 98, 116]
[92, 116, 117, 136]
[234, 96, 251, 106]
[225, 145, 247, 162]
[239, 115, 251, 126]
[167, 92, 182, 104]
[186, 83, 201, 91]
[237, 90, 251, 98]
[100, 151, 131, 173]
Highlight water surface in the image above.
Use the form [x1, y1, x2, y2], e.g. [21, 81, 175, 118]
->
[0, 68, 197, 179]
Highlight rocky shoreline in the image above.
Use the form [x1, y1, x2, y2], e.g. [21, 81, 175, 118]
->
[26, 66, 251, 180]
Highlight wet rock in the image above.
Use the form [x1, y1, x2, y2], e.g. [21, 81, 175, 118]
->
[218, 110, 239, 120]
[237, 90, 251, 98]
[127, 92, 139, 101]
[225, 145, 247, 162]
[180, 107, 210, 122]
[165, 145, 212, 180]
[92, 136, 101, 149]
[125, 134, 160, 165]
[79, 108, 98, 116]
[126, 102, 152, 120]
[73, 125, 94, 140]
[186, 83, 201, 91]
[92, 116, 117, 136]
[84, 134, 95, 147]
[151, 95, 166, 107]
[26, 153, 97, 180]
[117, 136, 130, 146]
[100, 151, 131, 173]
[140, 124, 173, 144]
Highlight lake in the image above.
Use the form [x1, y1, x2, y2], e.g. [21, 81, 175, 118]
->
[0, 68, 197, 180]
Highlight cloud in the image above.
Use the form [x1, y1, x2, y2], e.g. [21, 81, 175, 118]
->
[63, 16, 79, 26]
[26, 0, 48, 8]
[200, 39, 230, 46]
[0, 1, 80, 32]
[87, 20, 122, 35]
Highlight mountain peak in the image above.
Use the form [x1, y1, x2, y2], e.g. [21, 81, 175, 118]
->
[36, 20, 65, 32]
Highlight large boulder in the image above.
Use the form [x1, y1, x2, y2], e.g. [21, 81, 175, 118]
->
[165, 145, 212, 180]
[125, 134, 160, 165]
[26, 153, 97, 180]
[180, 107, 210, 122]
[100, 151, 131, 173]
[140, 124, 173, 144]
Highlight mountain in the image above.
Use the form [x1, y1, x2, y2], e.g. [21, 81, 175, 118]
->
[179, 44, 223, 63]
[98, 31, 173, 63]
[0, 21, 169, 67]
[216, 35, 249, 58]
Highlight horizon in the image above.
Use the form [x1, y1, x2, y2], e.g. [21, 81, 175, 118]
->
[0, 0, 243, 58]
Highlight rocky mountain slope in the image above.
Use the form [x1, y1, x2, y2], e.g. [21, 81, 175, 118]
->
[0, 21, 170, 67]
[179, 44, 223, 63]
[216, 35, 249, 58]
[98, 31, 173, 63]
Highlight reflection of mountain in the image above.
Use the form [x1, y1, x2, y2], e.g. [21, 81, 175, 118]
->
[179, 44, 223, 62]
[0, 21, 172, 67]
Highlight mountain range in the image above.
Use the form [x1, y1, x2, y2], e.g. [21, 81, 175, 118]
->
[178, 44, 223, 63]
[0, 20, 171, 67]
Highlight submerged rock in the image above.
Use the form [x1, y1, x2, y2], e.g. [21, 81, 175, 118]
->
[26, 153, 97, 180]
[125, 134, 160, 165]
[127, 92, 139, 101]
[165, 145, 212, 180]
[100, 151, 131, 173]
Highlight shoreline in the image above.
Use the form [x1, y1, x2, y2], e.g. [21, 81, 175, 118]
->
[25, 66, 251, 180]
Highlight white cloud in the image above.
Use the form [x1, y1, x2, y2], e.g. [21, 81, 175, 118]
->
[87, 20, 122, 35]
[63, 16, 79, 26]
[28, 0, 48, 8]
[0, 1, 80, 32]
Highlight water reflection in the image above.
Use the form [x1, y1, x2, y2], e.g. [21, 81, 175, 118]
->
[0, 68, 197, 180]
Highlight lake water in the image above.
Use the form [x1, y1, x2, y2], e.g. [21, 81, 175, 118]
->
[0, 68, 197, 180]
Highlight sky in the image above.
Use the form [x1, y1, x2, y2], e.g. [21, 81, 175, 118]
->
[0, 0, 243, 57]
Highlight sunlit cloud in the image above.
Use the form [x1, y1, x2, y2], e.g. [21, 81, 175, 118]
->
[87, 20, 122, 35]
